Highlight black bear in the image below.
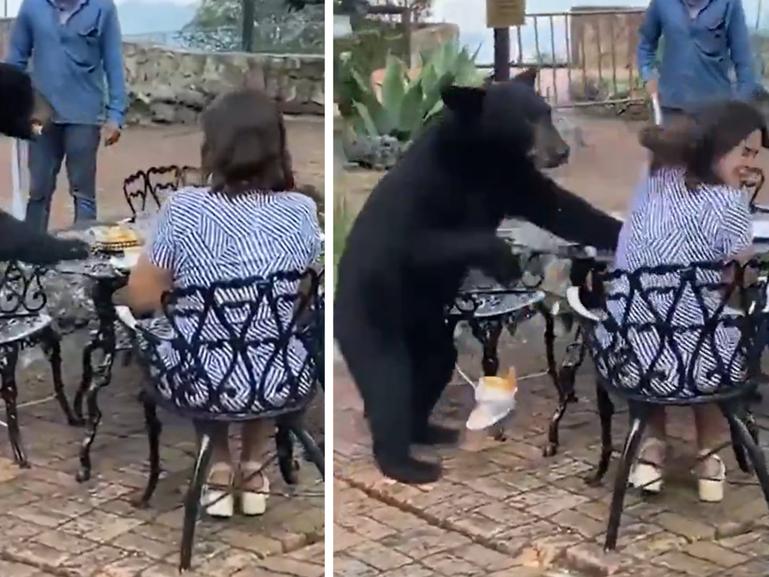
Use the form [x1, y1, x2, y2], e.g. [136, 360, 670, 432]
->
[0, 63, 87, 263]
[335, 69, 622, 484]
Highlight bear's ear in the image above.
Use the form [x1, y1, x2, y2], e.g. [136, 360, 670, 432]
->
[441, 85, 486, 117]
[513, 67, 538, 88]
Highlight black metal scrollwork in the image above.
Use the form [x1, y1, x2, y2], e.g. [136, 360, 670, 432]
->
[135, 268, 323, 418]
[0, 261, 48, 317]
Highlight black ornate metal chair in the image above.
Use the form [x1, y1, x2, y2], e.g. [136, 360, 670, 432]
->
[121, 268, 324, 571]
[0, 261, 77, 467]
[122, 165, 201, 219]
[568, 260, 769, 551]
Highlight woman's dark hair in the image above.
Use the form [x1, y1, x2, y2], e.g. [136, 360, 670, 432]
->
[639, 100, 767, 189]
[200, 88, 295, 196]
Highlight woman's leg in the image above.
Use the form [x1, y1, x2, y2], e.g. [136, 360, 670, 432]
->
[241, 420, 272, 469]
[239, 420, 273, 516]
[694, 405, 727, 502]
[197, 422, 234, 517]
[632, 407, 667, 493]
[197, 422, 232, 484]
[642, 407, 668, 463]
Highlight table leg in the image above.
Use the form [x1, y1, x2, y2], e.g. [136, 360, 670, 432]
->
[76, 279, 119, 482]
[468, 318, 504, 377]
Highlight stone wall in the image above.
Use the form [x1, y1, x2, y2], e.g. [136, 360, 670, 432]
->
[124, 43, 324, 124]
[0, 19, 324, 125]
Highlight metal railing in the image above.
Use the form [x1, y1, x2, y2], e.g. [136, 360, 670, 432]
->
[477, 9, 647, 110]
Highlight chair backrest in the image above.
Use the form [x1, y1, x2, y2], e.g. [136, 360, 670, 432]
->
[580, 260, 769, 400]
[0, 261, 48, 318]
[123, 165, 203, 218]
[135, 268, 323, 417]
[122, 169, 150, 218]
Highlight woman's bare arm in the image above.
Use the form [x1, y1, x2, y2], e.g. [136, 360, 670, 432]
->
[120, 253, 173, 314]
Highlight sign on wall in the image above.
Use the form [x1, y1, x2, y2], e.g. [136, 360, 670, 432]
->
[486, 0, 525, 28]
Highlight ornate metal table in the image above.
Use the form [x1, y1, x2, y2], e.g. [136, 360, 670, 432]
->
[449, 219, 613, 456]
[54, 219, 146, 481]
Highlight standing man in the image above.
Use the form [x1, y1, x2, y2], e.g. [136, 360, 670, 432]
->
[638, 0, 759, 122]
[7, 0, 126, 230]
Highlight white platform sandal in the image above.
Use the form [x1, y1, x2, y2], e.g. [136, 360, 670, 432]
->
[240, 462, 270, 516]
[697, 451, 726, 503]
[201, 463, 235, 519]
[630, 438, 666, 494]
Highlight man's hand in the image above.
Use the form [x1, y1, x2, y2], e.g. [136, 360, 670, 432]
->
[645, 78, 659, 98]
[102, 122, 121, 146]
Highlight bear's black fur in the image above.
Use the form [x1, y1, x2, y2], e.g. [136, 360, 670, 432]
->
[0, 63, 87, 264]
[335, 70, 622, 484]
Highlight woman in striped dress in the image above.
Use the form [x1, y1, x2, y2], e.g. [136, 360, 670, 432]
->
[122, 89, 322, 518]
[601, 101, 765, 503]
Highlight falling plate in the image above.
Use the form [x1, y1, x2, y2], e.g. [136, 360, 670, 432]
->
[109, 248, 141, 271]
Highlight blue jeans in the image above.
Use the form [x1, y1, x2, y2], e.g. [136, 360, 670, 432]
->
[26, 123, 100, 231]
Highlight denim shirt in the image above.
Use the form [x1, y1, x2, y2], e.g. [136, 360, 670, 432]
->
[637, 0, 758, 111]
[7, 0, 127, 126]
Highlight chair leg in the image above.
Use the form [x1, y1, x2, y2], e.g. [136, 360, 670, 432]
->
[729, 418, 751, 474]
[290, 425, 324, 478]
[604, 402, 648, 552]
[135, 391, 162, 508]
[40, 327, 79, 426]
[0, 346, 28, 468]
[179, 428, 213, 572]
[587, 381, 615, 486]
[720, 401, 769, 509]
[276, 421, 298, 485]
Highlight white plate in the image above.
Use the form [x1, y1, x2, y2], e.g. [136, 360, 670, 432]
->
[753, 219, 769, 239]
[109, 250, 141, 270]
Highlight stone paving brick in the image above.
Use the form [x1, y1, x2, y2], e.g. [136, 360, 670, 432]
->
[684, 541, 750, 568]
[32, 529, 100, 555]
[380, 525, 470, 560]
[101, 555, 156, 577]
[420, 549, 484, 576]
[564, 543, 623, 576]
[652, 551, 720, 576]
[551, 509, 607, 538]
[379, 565, 439, 577]
[653, 512, 716, 542]
[717, 559, 769, 577]
[510, 486, 590, 518]
[0, 560, 41, 577]
[2, 539, 74, 568]
[620, 531, 687, 562]
[111, 530, 178, 560]
[345, 540, 414, 571]
[252, 556, 325, 577]
[448, 543, 520, 572]
[333, 554, 380, 577]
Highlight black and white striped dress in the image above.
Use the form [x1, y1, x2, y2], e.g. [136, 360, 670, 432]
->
[596, 167, 752, 397]
[147, 186, 322, 413]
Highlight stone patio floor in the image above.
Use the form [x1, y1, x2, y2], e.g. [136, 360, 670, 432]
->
[333, 317, 769, 577]
[0, 119, 325, 577]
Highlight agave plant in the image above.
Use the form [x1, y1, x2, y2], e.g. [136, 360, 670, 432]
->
[338, 41, 483, 144]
